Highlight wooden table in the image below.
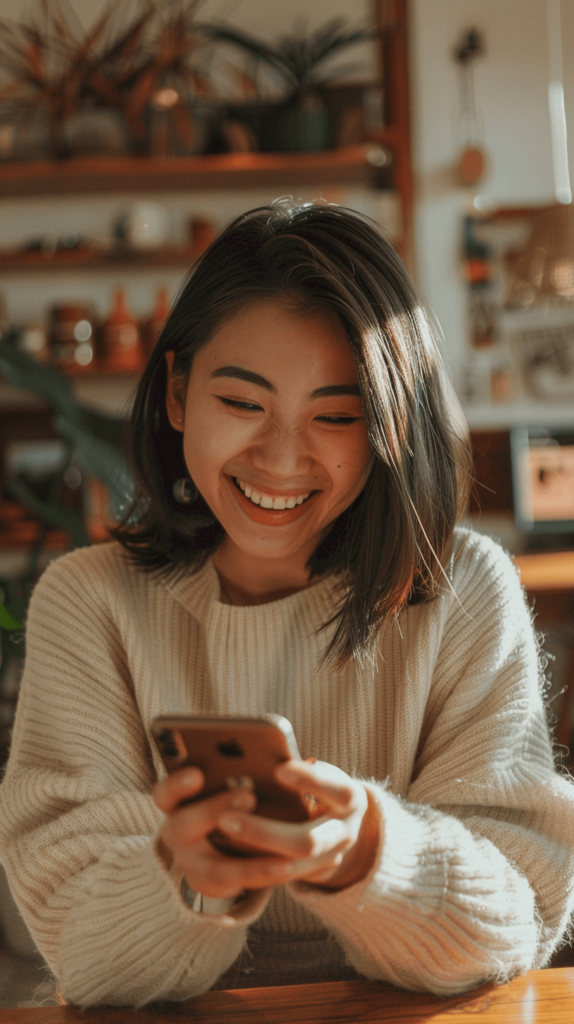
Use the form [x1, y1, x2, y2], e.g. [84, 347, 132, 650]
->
[515, 550, 574, 591]
[3, 969, 574, 1023]
[514, 551, 574, 749]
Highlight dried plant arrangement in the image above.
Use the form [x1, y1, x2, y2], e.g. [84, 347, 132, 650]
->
[0, 0, 212, 159]
[87, 0, 212, 155]
[0, 0, 115, 157]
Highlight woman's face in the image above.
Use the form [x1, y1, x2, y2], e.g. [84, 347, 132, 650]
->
[165, 299, 373, 565]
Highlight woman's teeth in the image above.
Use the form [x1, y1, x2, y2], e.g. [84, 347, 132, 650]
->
[236, 479, 310, 510]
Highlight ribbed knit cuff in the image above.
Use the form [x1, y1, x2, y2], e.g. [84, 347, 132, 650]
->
[154, 831, 271, 926]
[59, 830, 271, 1007]
[288, 783, 538, 995]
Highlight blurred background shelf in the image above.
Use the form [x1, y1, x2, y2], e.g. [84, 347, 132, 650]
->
[0, 246, 198, 272]
[45, 364, 143, 378]
[0, 145, 393, 197]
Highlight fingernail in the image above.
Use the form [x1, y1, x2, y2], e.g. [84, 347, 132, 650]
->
[179, 769, 201, 788]
[219, 815, 243, 833]
[230, 789, 255, 810]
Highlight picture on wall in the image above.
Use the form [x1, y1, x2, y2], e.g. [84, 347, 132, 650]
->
[459, 205, 574, 409]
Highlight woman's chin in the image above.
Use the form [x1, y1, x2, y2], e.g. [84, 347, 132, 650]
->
[216, 514, 328, 566]
[219, 529, 319, 565]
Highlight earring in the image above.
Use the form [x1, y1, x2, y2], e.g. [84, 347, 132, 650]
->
[172, 478, 198, 504]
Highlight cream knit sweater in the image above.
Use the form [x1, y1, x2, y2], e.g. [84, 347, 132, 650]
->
[1, 527, 574, 1007]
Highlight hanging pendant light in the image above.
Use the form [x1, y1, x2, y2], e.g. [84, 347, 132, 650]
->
[452, 27, 488, 187]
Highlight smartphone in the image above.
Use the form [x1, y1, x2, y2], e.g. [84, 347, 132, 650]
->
[151, 713, 320, 856]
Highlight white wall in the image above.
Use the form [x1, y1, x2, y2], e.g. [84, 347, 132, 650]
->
[410, 0, 574, 426]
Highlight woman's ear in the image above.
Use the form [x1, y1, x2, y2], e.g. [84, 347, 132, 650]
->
[165, 351, 185, 433]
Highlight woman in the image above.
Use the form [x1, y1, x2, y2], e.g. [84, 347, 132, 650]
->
[1, 202, 573, 1007]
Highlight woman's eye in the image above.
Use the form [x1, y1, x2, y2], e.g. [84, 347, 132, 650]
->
[219, 397, 263, 412]
[315, 415, 361, 425]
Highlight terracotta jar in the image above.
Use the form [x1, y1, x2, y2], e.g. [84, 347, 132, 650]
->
[100, 289, 143, 372]
[189, 216, 217, 257]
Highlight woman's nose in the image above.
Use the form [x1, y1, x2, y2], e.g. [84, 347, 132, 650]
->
[251, 423, 313, 478]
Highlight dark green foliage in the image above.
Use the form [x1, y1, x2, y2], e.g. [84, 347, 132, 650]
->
[0, 332, 134, 744]
[202, 19, 375, 102]
[0, 334, 132, 515]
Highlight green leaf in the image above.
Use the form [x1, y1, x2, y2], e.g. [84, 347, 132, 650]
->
[55, 415, 133, 518]
[0, 603, 25, 630]
[0, 329, 135, 545]
[200, 23, 298, 89]
[0, 336, 78, 420]
[201, 18, 375, 94]
[80, 408, 127, 450]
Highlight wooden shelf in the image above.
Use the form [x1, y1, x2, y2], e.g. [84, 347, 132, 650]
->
[2, 361, 143, 380]
[0, 246, 197, 273]
[0, 522, 70, 550]
[62, 361, 144, 378]
[0, 362, 142, 391]
[0, 144, 392, 198]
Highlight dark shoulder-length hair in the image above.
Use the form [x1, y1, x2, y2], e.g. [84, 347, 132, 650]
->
[113, 200, 470, 664]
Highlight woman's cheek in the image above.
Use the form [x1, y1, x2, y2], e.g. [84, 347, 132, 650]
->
[321, 429, 372, 485]
[183, 410, 255, 482]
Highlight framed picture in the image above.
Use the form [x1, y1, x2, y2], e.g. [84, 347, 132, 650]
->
[459, 206, 574, 409]
[511, 425, 574, 536]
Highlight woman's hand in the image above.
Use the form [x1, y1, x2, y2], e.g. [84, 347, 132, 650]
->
[153, 760, 379, 901]
[154, 768, 261, 899]
[220, 760, 380, 890]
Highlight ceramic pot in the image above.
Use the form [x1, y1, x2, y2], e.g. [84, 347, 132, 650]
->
[260, 104, 332, 153]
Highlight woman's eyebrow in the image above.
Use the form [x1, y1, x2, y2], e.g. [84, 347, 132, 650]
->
[210, 367, 361, 400]
[310, 384, 362, 399]
[210, 366, 276, 391]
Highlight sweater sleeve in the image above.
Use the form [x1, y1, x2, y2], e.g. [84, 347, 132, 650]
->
[0, 550, 268, 1008]
[288, 534, 574, 995]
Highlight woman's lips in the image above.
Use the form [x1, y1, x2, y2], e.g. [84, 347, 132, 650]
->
[227, 475, 320, 525]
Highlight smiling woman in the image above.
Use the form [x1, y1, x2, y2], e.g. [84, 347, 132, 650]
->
[119, 201, 467, 661]
[2, 202, 574, 1009]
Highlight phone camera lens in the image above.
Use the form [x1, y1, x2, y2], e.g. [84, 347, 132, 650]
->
[217, 739, 244, 758]
[157, 728, 179, 758]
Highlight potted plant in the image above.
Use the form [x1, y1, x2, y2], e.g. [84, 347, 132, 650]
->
[202, 18, 375, 153]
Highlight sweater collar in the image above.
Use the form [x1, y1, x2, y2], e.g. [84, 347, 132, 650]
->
[162, 556, 345, 630]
